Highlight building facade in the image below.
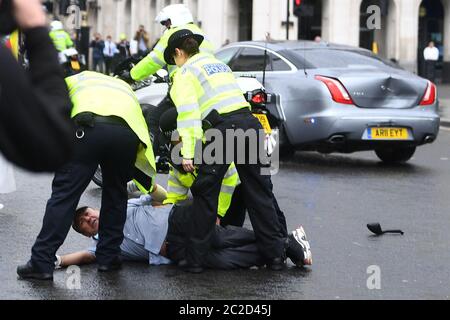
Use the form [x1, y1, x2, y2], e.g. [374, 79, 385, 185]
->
[53, 0, 448, 81]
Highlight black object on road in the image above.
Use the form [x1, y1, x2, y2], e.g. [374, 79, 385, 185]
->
[367, 223, 404, 236]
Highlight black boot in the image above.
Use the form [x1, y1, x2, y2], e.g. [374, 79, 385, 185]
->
[98, 256, 122, 272]
[17, 261, 53, 281]
[266, 257, 286, 271]
[178, 259, 204, 274]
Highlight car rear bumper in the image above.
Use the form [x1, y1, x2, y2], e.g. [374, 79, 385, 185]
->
[288, 109, 440, 150]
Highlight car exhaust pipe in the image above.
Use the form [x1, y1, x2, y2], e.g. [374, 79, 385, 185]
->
[424, 135, 435, 144]
[328, 135, 346, 144]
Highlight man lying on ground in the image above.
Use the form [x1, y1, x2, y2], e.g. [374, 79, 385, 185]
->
[55, 195, 312, 270]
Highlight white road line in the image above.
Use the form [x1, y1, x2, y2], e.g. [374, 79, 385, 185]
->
[440, 158, 449, 161]
[440, 126, 450, 132]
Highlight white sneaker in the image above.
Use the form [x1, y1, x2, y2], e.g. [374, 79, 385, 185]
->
[286, 226, 312, 267]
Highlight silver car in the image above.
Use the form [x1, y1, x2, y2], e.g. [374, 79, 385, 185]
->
[217, 41, 440, 163]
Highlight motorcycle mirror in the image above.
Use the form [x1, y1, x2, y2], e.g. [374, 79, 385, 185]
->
[367, 223, 404, 236]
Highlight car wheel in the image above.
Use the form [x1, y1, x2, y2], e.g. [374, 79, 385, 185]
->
[375, 146, 416, 163]
[92, 166, 103, 187]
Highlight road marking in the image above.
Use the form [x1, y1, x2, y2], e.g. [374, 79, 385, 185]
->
[440, 126, 450, 132]
[440, 158, 449, 161]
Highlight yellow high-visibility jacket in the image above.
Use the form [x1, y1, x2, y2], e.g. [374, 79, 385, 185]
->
[170, 52, 250, 159]
[49, 29, 74, 52]
[163, 163, 240, 217]
[66, 71, 156, 193]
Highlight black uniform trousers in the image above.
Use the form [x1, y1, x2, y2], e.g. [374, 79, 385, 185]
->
[186, 110, 286, 266]
[425, 60, 437, 83]
[157, 106, 288, 234]
[222, 181, 288, 238]
[166, 205, 265, 269]
[30, 120, 139, 273]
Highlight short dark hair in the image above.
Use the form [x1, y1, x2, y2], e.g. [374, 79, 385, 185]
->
[72, 206, 89, 234]
[179, 37, 200, 58]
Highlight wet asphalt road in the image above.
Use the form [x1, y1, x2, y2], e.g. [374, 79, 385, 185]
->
[1, 130, 450, 300]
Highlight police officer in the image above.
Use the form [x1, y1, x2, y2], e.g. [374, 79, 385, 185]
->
[158, 106, 245, 226]
[165, 30, 287, 273]
[17, 71, 156, 280]
[122, 4, 215, 156]
[49, 20, 73, 52]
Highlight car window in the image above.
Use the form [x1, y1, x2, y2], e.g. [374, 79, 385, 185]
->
[215, 47, 240, 65]
[229, 47, 290, 72]
[271, 53, 291, 71]
[294, 49, 397, 69]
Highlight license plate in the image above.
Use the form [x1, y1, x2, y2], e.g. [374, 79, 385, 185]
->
[367, 127, 409, 140]
[254, 114, 272, 134]
[71, 60, 80, 70]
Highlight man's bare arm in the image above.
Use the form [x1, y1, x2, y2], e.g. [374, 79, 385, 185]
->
[57, 251, 96, 268]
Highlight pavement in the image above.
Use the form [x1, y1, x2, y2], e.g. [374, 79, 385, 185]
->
[1, 131, 450, 299]
[438, 84, 450, 127]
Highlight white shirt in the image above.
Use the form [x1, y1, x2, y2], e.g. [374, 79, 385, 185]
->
[424, 47, 439, 61]
[103, 41, 118, 57]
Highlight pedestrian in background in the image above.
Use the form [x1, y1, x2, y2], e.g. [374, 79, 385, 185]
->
[134, 25, 150, 56]
[103, 35, 118, 75]
[117, 33, 130, 62]
[423, 41, 439, 83]
[90, 32, 105, 73]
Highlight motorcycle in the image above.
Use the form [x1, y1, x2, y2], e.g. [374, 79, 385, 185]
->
[91, 57, 282, 188]
[58, 48, 86, 76]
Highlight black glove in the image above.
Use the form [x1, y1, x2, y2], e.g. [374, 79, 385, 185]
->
[118, 70, 134, 84]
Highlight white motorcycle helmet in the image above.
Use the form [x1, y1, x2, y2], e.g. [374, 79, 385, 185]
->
[50, 20, 64, 32]
[155, 4, 194, 28]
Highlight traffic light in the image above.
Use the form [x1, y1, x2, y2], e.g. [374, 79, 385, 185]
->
[293, 0, 314, 18]
[293, 0, 302, 17]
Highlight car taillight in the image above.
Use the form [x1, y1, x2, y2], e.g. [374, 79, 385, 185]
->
[315, 75, 354, 105]
[251, 92, 267, 104]
[419, 81, 436, 105]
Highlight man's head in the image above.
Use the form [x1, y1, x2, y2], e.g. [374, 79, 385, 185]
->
[106, 35, 112, 42]
[428, 41, 435, 48]
[139, 25, 145, 32]
[73, 207, 100, 237]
